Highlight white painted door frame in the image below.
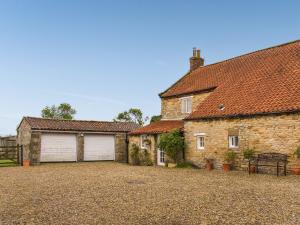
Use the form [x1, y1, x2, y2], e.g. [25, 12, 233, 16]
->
[157, 148, 165, 166]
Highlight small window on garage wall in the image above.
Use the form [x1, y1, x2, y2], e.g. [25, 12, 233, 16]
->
[229, 136, 239, 149]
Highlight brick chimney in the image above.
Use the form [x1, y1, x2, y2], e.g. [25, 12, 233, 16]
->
[189, 47, 204, 71]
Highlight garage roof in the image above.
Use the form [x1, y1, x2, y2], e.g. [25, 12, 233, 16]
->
[21, 117, 140, 133]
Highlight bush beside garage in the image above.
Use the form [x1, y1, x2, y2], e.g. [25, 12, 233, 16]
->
[17, 117, 140, 165]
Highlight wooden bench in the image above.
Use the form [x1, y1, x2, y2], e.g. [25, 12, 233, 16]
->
[249, 153, 288, 176]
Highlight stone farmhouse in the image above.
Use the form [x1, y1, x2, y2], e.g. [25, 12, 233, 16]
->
[129, 40, 300, 169]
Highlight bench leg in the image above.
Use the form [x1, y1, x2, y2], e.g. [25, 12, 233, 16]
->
[248, 160, 250, 175]
[284, 164, 287, 176]
[277, 162, 279, 177]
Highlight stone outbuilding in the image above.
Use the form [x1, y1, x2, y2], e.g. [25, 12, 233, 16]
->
[17, 117, 140, 165]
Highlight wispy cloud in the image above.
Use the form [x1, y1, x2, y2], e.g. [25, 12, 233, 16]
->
[155, 60, 168, 67]
[44, 90, 128, 107]
[0, 114, 22, 120]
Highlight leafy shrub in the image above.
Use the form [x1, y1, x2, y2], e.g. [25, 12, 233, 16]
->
[176, 162, 194, 168]
[243, 148, 255, 160]
[295, 147, 300, 159]
[129, 143, 153, 166]
[224, 151, 237, 164]
[139, 149, 153, 166]
[158, 129, 184, 163]
[129, 143, 140, 165]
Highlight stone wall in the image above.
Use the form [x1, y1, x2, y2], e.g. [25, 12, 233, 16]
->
[184, 113, 300, 170]
[77, 134, 84, 162]
[115, 133, 128, 163]
[30, 132, 41, 165]
[17, 119, 32, 161]
[128, 135, 157, 165]
[161, 92, 212, 120]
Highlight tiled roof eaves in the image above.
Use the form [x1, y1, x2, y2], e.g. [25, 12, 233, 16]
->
[160, 87, 216, 99]
[184, 109, 300, 121]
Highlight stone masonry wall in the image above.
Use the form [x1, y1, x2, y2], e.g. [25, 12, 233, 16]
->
[30, 132, 41, 165]
[184, 113, 300, 170]
[77, 134, 84, 162]
[128, 135, 157, 165]
[161, 92, 212, 120]
[115, 133, 127, 163]
[17, 119, 32, 161]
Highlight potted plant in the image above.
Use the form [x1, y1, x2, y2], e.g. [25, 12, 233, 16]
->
[291, 147, 300, 175]
[23, 159, 30, 167]
[158, 129, 184, 168]
[223, 151, 237, 172]
[204, 158, 214, 171]
[243, 148, 256, 173]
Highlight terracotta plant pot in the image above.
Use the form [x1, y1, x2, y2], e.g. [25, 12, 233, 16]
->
[249, 166, 256, 173]
[223, 163, 231, 172]
[206, 162, 214, 171]
[23, 159, 30, 167]
[291, 167, 300, 175]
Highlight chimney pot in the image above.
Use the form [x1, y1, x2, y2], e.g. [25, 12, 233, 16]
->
[189, 48, 204, 71]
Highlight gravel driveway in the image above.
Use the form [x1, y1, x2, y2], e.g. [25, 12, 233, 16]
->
[0, 162, 299, 225]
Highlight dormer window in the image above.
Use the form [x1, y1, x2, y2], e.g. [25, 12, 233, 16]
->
[181, 97, 192, 113]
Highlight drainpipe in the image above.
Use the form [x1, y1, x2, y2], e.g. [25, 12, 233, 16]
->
[125, 133, 129, 163]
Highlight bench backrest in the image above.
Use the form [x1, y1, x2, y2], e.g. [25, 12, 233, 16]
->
[257, 153, 287, 162]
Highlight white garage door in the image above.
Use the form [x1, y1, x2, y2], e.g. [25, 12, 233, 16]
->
[41, 134, 77, 162]
[84, 135, 115, 161]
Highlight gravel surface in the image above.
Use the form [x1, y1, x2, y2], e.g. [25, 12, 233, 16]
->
[0, 162, 299, 225]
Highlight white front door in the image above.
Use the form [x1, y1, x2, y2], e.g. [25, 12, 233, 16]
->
[84, 135, 115, 161]
[157, 149, 165, 166]
[41, 134, 77, 162]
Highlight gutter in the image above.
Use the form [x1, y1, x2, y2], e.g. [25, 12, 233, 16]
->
[184, 110, 300, 121]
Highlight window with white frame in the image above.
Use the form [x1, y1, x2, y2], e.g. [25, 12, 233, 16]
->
[196, 136, 205, 150]
[229, 136, 239, 148]
[140, 135, 148, 149]
[181, 97, 192, 113]
[194, 133, 206, 150]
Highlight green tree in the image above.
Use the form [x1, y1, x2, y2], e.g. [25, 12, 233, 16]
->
[150, 115, 162, 123]
[41, 103, 76, 120]
[114, 108, 148, 125]
[158, 129, 185, 163]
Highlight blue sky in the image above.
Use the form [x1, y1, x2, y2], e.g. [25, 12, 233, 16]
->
[0, 0, 299, 135]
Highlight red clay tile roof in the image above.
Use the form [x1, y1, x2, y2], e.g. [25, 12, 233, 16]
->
[22, 117, 140, 133]
[161, 40, 300, 119]
[129, 120, 184, 135]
